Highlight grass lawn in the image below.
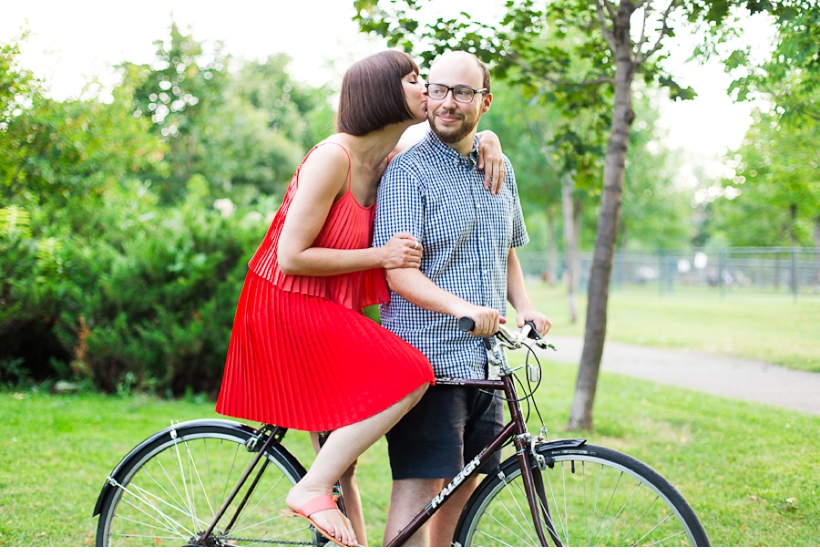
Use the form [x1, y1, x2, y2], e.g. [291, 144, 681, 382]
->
[2, 360, 818, 547]
[520, 283, 820, 372]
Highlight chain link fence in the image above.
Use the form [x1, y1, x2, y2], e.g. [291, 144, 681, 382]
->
[518, 247, 820, 298]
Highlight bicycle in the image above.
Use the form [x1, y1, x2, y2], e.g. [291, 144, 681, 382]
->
[93, 319, 710, 547]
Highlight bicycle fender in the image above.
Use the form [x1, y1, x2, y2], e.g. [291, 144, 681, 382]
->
[535, 438, 587, 454]
[92, 419, 302, 516]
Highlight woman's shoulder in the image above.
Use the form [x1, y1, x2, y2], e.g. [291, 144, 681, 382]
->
[301, 138, 352, 175]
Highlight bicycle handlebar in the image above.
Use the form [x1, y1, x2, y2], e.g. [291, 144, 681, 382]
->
[457, 316, 542, 344]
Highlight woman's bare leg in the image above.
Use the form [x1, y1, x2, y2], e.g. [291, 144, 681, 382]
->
[287, 384, 427, 546]
[308, 434, 367, 546]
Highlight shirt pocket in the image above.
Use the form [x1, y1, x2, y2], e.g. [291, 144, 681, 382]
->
[485, 191, 515, 248]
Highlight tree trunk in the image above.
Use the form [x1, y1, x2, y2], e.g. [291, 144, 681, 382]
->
[568, 0, 635, 431]
[546, 205, 559, 286]
[814, 216, 820, 292]
[562, 173, 579, 323]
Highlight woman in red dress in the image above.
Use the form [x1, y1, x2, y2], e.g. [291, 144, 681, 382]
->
[216, 50, 505, 546]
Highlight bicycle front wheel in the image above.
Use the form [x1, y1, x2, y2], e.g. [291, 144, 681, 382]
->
[95, 420, 322, 547]
[455, 443, 709, 547]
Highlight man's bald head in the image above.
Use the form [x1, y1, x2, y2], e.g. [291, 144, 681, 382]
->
[428, 51, 491, 94]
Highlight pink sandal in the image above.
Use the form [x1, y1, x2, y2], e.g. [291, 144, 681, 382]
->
[280, 494, 357, 547]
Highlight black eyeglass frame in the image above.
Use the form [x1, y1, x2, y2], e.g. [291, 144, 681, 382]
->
[424, 83, 489, 103]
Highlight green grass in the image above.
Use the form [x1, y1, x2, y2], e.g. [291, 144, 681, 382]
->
[519, 283, 820, 372]
[2, 364, 818, 547]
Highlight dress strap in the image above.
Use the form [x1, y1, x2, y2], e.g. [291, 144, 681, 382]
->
[313, 141, 353, 192]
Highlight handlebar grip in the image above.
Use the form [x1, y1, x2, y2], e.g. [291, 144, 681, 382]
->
[458, 316, 475, 332]
[524, 321, 542, 340]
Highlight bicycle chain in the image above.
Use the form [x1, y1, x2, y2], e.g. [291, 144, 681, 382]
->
[221, 537, 318, 546]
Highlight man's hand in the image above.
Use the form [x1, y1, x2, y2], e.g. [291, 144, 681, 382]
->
[515, 309, 552, 337]
[460, 305, 506, 337]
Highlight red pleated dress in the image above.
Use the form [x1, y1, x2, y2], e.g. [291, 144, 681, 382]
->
[216, 143, 434, 432]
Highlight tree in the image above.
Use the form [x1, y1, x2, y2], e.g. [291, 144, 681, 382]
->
[716, 0, 820, 247]
[708, 107, 820, 247]
[353, 0, 777, 429]
[619, 91, 692, 251]
[120, 24, 337, 203]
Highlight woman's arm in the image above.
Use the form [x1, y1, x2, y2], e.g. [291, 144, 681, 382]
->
[277, 145, 421, 277]
[387, 131, 506, 195]
[476, 130, 506, 195]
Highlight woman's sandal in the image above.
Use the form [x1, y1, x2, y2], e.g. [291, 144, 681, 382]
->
[280, 494, 358, 547]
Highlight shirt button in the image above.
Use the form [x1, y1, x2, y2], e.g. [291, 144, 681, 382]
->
[483, 270, 487, 275]
[479, 237, 485, 242]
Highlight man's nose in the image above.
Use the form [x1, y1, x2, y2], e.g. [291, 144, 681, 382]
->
[440, 89, 458, 108]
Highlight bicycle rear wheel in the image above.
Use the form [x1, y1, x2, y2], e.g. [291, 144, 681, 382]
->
[95, 420, 322, 547]
[455, 443, 709, 547]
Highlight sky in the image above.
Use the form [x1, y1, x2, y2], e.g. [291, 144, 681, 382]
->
[1, 0, 776, 179]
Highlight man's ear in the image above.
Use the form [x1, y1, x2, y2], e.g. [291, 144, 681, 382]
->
[481, 93, 493, 115]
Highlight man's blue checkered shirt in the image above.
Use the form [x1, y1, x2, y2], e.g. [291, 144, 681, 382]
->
[373, 130, 529, 380]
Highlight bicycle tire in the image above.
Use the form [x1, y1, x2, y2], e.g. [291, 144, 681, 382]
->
[95, 420, 323, 547]
[454, 443, 710, 547]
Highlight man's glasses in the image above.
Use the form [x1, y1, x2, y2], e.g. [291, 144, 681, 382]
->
[425, 83, 488, 103]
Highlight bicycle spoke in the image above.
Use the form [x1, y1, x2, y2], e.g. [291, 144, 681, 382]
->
[592, 468, 622, 546]
[109, 532, 182, 540]
[98, 424, 316, 547]
[594, 479, 642, 546]
[184, 439, 217, 520]
[457, 445, 707, 548]
[171, 434, 198, 533]
[112, 481, 193, 539]
[542, 463, 569, 544]
[140, 468, 193, 518]
[477, 487, 537, 546]
[622, 492, 659, 545]
[645, 528, 686, 547]
[230, 472, 289, 533]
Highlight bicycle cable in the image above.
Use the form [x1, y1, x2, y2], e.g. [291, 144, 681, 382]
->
[479, 339, 544, 405]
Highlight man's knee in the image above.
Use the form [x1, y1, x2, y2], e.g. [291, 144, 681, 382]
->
[390, 478, 444, 510]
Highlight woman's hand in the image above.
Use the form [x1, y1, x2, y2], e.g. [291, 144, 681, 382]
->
[380, 233, 423, 269]
[476, 130, 507, 195]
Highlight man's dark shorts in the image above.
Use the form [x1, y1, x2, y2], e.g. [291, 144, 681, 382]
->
[386, 384, 504, 480]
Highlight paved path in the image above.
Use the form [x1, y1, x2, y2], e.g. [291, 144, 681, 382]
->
[543, 335, 820, 417]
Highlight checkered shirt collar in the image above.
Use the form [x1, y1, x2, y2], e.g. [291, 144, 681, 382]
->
[426, 129, 481, 167]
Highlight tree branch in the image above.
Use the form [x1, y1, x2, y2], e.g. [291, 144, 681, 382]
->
[577, 77, 617, 86]
[635, 0, 652, 58]
[507, 51, 614, 88]
[602, 0, 617, 20]
[593, 0, 617, 51]
[635, 0, 678, 67]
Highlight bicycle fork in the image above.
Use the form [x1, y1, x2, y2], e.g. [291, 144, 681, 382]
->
[504, 374, 561, 548]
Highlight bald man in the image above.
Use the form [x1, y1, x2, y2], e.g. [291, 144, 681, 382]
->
[373, 51, 552, 547]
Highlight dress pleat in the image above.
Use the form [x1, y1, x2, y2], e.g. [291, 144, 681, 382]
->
[216, 143, 434, 431]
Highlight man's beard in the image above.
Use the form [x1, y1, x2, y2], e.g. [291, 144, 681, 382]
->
[429, 109, 477, 144]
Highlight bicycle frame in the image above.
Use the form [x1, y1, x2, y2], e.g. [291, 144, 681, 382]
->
[190, 372, 559, 547]
[191, 326, 573, 547]
[385, 374, 551, 547]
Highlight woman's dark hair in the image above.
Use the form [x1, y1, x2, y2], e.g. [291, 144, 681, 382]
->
[337, 50, 420, 136]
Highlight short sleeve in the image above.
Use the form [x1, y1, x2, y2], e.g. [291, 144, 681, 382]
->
[374, 159, 425, 248]
[506, 161, 529, 248]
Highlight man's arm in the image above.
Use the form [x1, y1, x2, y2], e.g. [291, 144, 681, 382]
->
[386, 268, 505, 338]
[506, 249, 552, 336]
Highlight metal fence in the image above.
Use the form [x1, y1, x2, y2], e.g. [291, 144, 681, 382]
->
[518, 247, 820, 298]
